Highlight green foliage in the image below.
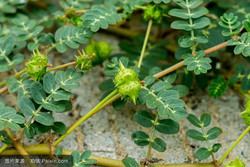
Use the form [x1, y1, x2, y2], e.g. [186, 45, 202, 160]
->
[140, 73, 188, 122]
[54, 147, 63, 156]
[132, 109, 179, 153]
[227, 32, 250, 57]
[0, 131, 12, 144]
[243, 16, 250, 32]
[152, 137, 166, 152]
[0, 104, 25, 131]
[183, 51, 212, 75]
[0, 0, 27, 14]
[113, 37, 168, 77]
[60, 0, 93, 11]
[81, 5, 124, 32]
[229, 64, 250, 92]
[54, 26, 92, 53]
[219, 13, 241, 36]
[16, 69, 82, 138]
[169, 0, 210, 48]
[131, 131, 150, 146]
[71, 150, 97, 167]
[0, 35, 24, 72]
[11, 14, 44, 50]
[0, 0, 250, 165]
[122, 157, 139, 167]
[187, 113, 222, 160]
[208, 77, 227, 98]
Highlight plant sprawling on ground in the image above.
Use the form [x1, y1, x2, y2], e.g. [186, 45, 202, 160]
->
[0, 0, 249, 167]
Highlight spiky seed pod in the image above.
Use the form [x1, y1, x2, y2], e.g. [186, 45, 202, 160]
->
[118, 80, 141, 104]
[114, 62, 141, 104]
[114, 62, 138, 87]
[75, 49, 94, 71]
[26, 49, 48, 81]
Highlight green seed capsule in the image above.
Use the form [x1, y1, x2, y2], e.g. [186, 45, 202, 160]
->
[118, 80, 141, 104]
[85, 39, 114, 65]
[114, 62, 141, 104]
[225, 157, 245, 167]
[26, 49, 48, 81]
[114, 62, 138, 87]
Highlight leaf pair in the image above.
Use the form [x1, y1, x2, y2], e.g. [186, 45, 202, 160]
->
[54, 26, 93, 53]
[227, 32, 250, 57]
[0, 102, 25, 131]
[187, 114, 222, 160]
[169, 0, 210, 48]
[183, 51, 212, 75]
[140, 75, 188, 122]
[219, 13, 241, 37]
[131, 110, 179, 152]
[81, 5, 124, 32]
[71, 150, 96, 167]
[0, 35, 24, 72]
[229, 64, 250, 92]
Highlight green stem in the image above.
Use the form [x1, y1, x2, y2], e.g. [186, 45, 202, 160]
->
[138, 19, 153, 69]
[146, 113, 159, 160]
[52, 89, 119, 147]
[0, 144, 8, 154]
[218, 126, 250, 165]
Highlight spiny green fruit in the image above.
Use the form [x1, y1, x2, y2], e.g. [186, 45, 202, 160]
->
[240, 99, 250, 126]
[144, 4, 163, 23]
[225, 157, 245, 167]
[114, 62, 141, 104]
[114, 62, 138, 86]
[75, 49, 94, 70]
[26, 49, 48, 81]
[85, 39, 114, 65]
[118, 80, 141, 104]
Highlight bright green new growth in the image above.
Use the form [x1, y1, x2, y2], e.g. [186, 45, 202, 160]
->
[225, 157, 245, 167]
[26, 49, 48, 81]
[114, 62, 141, 104]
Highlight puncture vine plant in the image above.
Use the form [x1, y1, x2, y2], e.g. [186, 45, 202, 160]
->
[0, 0, 249, 167]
